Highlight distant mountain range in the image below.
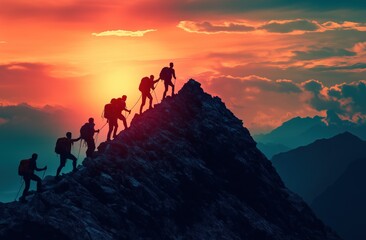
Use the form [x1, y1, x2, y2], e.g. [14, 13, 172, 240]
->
[271, 131, 366, 204]
[312, 158, 366, 240]
[256, 142, 290, 159]
[254, 114, 366, 151]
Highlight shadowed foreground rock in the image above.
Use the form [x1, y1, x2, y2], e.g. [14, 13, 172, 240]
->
[0, 79, 340, 240]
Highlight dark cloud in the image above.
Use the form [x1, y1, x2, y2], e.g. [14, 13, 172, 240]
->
[275, 79, 302, 93]
[311, 62, 366, 71]
[338, 81, 366, 113]
[259, 19, 320, 33]
[302, 80, 366, 121]
[306, 93, 342, 113]
[293, 47, 356, 60]
[302, 80, 324, 93]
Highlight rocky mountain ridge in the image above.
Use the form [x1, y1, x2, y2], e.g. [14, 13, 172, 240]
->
[0, 79, 340, 240]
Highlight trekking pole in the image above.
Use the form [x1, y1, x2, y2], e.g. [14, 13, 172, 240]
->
[42, 168, 47, 180]
[14, 178, 24, 201]
[100, 121, 108, 131]
[152, 80, 160, 104]
[101, 109, 105, 120]
[130, 95, 142, 111]
[153, 89, 159, 104]
[126, 95, 142, 120]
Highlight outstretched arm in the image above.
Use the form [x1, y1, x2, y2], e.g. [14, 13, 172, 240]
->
[124, 107, 131, 114]
[36, 165, 47, 171]
[72, 137, 81, 142]
[173, 69, 176, 79]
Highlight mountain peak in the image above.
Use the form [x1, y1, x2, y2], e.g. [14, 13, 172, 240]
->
[333, 131, 361, 141]
[0, 79, 339, 240]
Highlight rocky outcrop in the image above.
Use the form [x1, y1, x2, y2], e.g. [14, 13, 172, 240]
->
[0, 79, 340, 240]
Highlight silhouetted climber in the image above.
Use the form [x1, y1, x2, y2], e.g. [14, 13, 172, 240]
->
[55, 132, 81, 177]
[18, 153, 47, 203]
[116, 95, 131, 130]
[80, 117, 100, 158]
[139, 75, 159, 114]
[160, 62, 176, 100]
[105, 98, 119, 141]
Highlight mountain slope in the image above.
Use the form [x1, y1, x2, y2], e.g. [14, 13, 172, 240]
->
[0, 79, 339, 240]
[312, 158, 366, 240]
[272, 131, 366, 203]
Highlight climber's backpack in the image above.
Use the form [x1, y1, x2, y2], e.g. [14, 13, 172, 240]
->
[159, 67, 170, 80]
[104, 103, 114, 119]
[80, 123, 89, 140]
[139, 77, 150, 92]
[18, 159, 31, 176]
[55, 137, 68, 154]
[80, 123, 93, 140]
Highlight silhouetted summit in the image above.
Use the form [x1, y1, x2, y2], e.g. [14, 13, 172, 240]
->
[0, 79, 339, 240]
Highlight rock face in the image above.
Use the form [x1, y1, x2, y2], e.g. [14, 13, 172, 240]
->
[0, 80, 340, 240]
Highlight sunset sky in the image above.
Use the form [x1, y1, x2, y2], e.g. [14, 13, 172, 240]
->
[2, 0, 366, 132]
[1, 1, 366, 201]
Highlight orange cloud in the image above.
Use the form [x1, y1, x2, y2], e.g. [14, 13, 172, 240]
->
[92, 29, 157, 37]
[353, 42, 366, 54]
[177, 21, 256, 34]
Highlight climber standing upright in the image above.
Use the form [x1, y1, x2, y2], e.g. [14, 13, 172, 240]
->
[116, 95, 131, 130]
[80, 117, 100, 158]
[104, 98, 119, 141]
[160, 62, 176, 100]
[55, 132, 81, 177]
[18, 153, 47, 203]
[139, 75, 159, 114]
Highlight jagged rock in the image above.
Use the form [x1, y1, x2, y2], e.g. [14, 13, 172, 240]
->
[0, 79, 340, 240]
